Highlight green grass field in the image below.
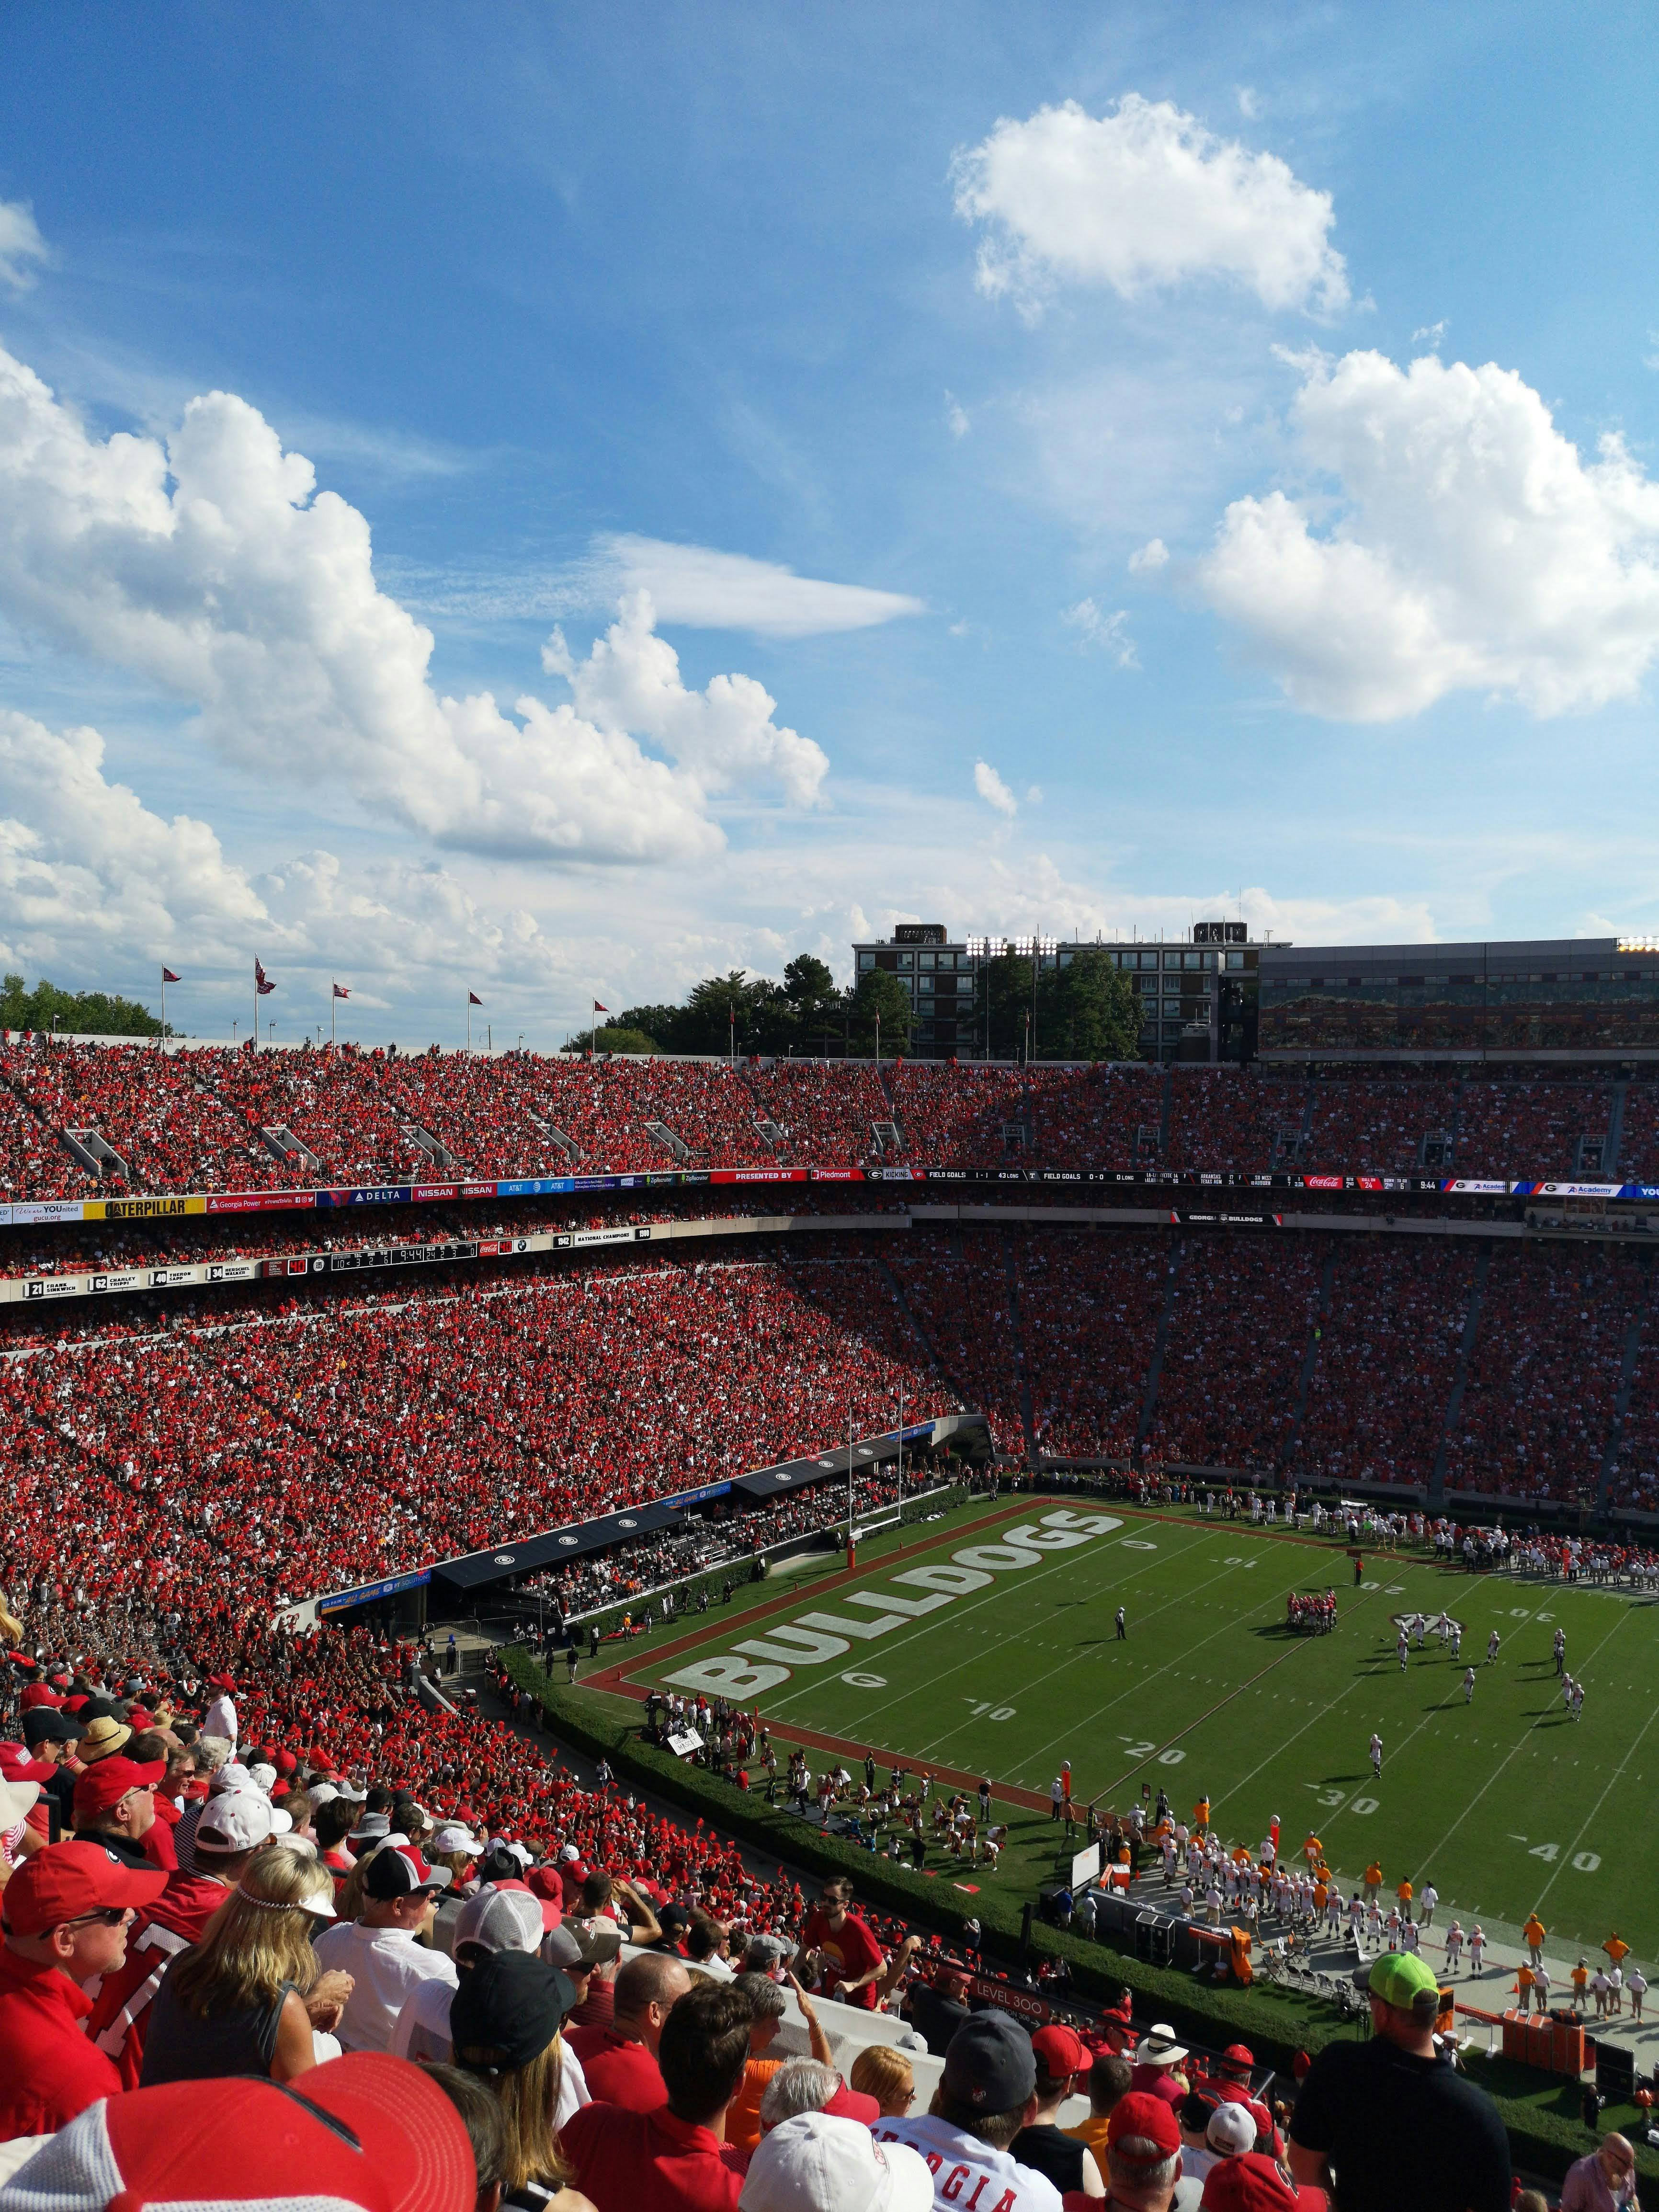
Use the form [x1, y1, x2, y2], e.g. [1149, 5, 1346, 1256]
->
[592, 1496, 1659, 1962]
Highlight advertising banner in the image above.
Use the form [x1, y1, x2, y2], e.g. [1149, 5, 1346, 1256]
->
[317, 1568, 432, 1616]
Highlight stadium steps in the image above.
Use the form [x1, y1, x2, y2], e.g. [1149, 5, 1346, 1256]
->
[1597, 1276, 1652, 1512]
[1000, 1230, 1039, 1466]
[875, 1255, 962, 1406]
[1281, 1246, 1339, 1472]
[1135, 1238, 1186, 1457]
[1602, 1078, 1629, 1177]
[60, 1125, 129, 1182]
[1157, 1066, 1174, 1157]
[1429, 1242, 1492, 1508]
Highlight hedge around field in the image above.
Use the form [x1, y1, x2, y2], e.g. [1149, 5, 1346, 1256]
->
[501, 1648, 1656, 2189]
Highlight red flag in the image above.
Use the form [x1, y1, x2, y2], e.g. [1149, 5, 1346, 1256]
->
[468, 991, 483, 1006]
[332, 983, 350, 1000]
[161, 967, 181, 984]
[593, 1000, 609, 1013]
[254, 958, 275, 996]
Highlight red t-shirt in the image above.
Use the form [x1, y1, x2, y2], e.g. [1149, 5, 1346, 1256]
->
[83, 1872, 230, 2089]
[1127, 2065, 1185, 2108]
[800, 1905, 885, 2009]
[0, 1951, 123, 2141]
[566, 2023, 669, 2110]
[562, 2101, 741, 2212]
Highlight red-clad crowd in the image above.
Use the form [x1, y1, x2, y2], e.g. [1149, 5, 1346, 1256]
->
[1142, 1241, 1325, 1476]
[1441, 1246, 1642, 1505]
[5, 1037, 1659, 1202]
[1018, 1233, 1170, 1463]
[1294, 1242, 1476, 1490]
[1, 1254, 956, 1619]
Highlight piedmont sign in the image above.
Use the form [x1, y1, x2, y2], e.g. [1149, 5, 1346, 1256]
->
[664, 1509, 1124, 1699]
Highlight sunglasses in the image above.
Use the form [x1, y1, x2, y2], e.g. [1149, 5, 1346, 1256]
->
[59, 1907, 131, 1930]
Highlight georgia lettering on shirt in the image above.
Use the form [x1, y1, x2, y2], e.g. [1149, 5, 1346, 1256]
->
[872, 2119, 1063, 2212]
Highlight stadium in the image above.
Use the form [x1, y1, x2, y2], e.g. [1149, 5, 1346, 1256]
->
[7, 956, 1659, 2201]
[6, 16, 1659, 2210]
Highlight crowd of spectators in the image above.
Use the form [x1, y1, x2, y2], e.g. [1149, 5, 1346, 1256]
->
[1442, 1247, 1644, 1504]
[0, 1254, 956, 1620]
[1017, 1232, 1171, 1462]
[3, 1037, 1653, 1204]
[1142, 1239, 1325, 1475]
[1295, 1242, 1478, 1490]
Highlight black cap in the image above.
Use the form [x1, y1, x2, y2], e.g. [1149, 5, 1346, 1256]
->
[942, 2010, 1037, 2111]
[451, 1950, 578, 2073]
[23, 1710, 81, 1747]
[659, 1903, 691, 1935]
[77, 1697, 121, 1725]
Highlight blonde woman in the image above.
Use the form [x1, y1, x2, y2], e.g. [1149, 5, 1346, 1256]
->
[453, 1949, 591, 2212]
[141, 1844, 350, 2086]
[849, 2040, 917, 2118]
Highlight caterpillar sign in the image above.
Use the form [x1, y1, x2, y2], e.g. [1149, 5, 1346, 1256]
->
[665, 1509, 1124, 1699]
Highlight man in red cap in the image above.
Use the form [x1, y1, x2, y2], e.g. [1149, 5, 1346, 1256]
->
[0, 1839, 167, 2140]
[1209, 2044, 1273, 2144]
[70, 1755, 166, 1870]
[1101, 2091, 1185, 2211]
[0, 2050, 473, 2212]
[1012, 2023, 1104, 2198]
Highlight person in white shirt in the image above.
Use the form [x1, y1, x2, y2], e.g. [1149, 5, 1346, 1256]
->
[313, 1841, 457, 2052]
[1418, 1882, 1438, 1929]
[874, 2010, 1063, 2212]
[202, 1676, 238, 1745]
[1627, 1965, 1647, 2021]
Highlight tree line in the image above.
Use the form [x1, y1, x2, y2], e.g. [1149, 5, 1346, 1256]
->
[0, 974, 166, 1038]
[569, 948, 1143, 1061]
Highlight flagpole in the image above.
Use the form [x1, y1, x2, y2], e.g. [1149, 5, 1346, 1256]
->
[331, 986, 336, 1049]
[466, 996, 471, 1052]
[252, 967, 257, 1049]
[159, 969, 166, 1042]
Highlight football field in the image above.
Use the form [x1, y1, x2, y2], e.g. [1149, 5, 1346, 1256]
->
[589, 1495, 1659, 1961]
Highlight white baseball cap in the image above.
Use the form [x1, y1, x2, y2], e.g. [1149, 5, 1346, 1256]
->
[453, 1885, 545, 1954]
[739, 2112, 931, 2212]
[1206, 2101, 1259, 2155]
[209, 1763, 256, 1798]
[307, 1784, 340, 1810]
[431, 1823, 486, 1857]
[247, 1763, 278, 1794]
[196, 1790, 293, 1855]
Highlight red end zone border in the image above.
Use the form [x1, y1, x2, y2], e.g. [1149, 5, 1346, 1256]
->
[576, 1497, 1360, 1819]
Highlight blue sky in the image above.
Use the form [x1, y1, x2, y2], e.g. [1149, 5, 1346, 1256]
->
[0, 3, 1656, 1045]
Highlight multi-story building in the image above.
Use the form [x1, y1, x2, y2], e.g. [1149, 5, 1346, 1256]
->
[850, 921, 1269, 1062]
[1257, 935, 1659, 1061]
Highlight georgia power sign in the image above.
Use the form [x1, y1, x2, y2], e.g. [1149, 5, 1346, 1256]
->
[665, 1509, 1123, 1699]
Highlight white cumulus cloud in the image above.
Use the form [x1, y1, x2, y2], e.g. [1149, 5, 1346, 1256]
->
[1063, 599, 1139, 668]
[544, 592, 828, 807]
[1128, 537, 1170, 574]
[0, 347, 834, 865]
[1195, 348, 1659, 720]
[944, 392, 971, 439]
[0, 709, 269, 970]
[0, 198, 47, 289]
[953, 95, 1348, 318]
[973, 760, 1019, 817]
